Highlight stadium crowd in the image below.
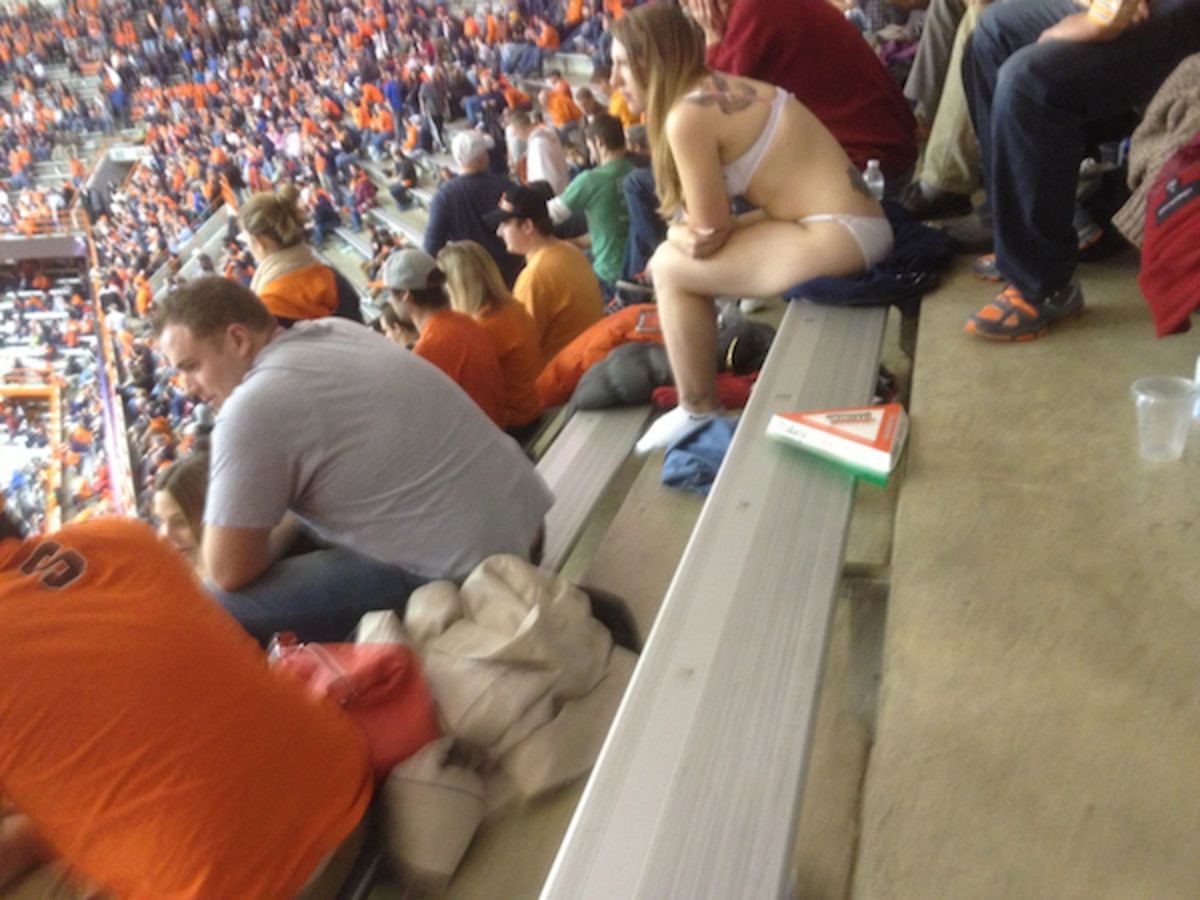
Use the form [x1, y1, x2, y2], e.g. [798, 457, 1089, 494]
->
[2, 0, 1194, 893]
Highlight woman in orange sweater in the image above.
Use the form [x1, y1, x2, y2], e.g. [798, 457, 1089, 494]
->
[238, 185, 360, 323]
[438, 240, 544, 441]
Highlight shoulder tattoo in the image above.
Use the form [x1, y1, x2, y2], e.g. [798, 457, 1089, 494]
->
[685, 72, 758, 114]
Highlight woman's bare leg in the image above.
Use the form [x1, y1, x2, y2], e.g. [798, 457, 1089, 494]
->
[636, 219, 868, 451]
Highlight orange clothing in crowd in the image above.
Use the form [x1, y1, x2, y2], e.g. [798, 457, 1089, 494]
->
[403, 120, 420, 152]
[135, 280, 152, 317]
[256, 264, 339, 321]
[504, 83, 531, 109]
[536, 23, 560, 49]
[476, 300, 544, 430]
[608, 89, 639, 129]
[0, 518, 372, 900]
[544, 92, 583, 129]
[362, 82, 384, 107]
[413, 310, 507, 428]
[372, 108, 395, 134]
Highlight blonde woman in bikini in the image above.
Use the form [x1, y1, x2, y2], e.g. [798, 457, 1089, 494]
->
[612, 4, 893, 451]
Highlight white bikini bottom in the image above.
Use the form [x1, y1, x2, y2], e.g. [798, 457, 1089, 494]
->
[801, 213, 894, 267]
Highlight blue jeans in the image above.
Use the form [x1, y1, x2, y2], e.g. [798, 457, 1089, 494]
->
[371, 131, 391, 154]
[463, 94, 484, 126]
[335, 150, 359, 180]
[965, 0, 1200, 299]
[621, 167, 665, 281]
[207, 546, 428, 645]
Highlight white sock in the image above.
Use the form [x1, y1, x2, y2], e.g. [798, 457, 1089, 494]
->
[636, 407, 717, 454]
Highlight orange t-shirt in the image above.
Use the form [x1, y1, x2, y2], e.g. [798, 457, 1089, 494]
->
[544, 92, 583, 129]
[477, 300, 544, 428]
[362, 82, 384, 107]
[414, 309, 506, 428]
[0, 518, 372, 900]
[537, 23, 560, 49]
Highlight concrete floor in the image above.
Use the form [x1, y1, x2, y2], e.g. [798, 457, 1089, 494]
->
[855, 249, 1200, 899]
[370, 248, 1200, 900]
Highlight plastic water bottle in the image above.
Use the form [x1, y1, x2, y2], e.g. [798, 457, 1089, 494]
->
[1193, 355, 1200, 419]
[863, 159, 885, 202]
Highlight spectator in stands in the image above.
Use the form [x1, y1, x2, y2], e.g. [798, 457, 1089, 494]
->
[418, 66, 450, 152]
[152, 452, 209, 577]
[387, 148, 420, 210]
[539, 82, 585, 150]
[609, 5, 891, 452]
[508, 109, 569, 194]
[378, 302, 419, 348]
[963, 0, 1200, 340]
[548, 113, 635, 304]
[439, 239, 545, 441]
[486, 185, 606, 366]
[309, 183, 344, 247]
[899, 0, 991, 220]
[691, 0, 919, 181]
[154, 276, 553, 644]
[424, 129, 524, 287]
[238, 184, 362, 324]
[348, 165, 378, 232]
[374, 248, 507, 428]
[0, 509, 372, 899]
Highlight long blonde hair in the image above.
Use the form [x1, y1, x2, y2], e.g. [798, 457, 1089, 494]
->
[438, 240, 516, 316]
[611, 5, 708, 217]
[237, 183, 307, 249]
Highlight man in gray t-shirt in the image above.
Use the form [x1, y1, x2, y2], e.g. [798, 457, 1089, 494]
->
[156, 276, 554, 643]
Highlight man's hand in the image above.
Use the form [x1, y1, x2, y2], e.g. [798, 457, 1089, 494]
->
[685, 0, 732, 44]
[1038, 10, 1122, 42]
[668, 221, 730, 259]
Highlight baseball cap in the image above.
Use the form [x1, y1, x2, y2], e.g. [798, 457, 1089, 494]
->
[482, 186, 549, 227]
[368, 248, 440, 291]
[452, 130, 494, 170]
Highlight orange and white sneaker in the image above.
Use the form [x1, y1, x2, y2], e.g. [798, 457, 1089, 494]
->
[965, 281, 1084, 342]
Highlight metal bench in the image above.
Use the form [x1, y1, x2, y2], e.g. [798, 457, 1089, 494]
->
[534, 404, 654, 572]
[542, 300, 888, 899]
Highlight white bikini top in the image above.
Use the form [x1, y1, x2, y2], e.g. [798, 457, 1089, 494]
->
[683, 85, 790, 198]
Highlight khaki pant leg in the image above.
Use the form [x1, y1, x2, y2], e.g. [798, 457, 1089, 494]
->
[920, 3, 986, 195]
[903, 0, 969, 115]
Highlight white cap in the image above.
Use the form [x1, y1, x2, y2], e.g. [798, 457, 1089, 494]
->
[452, 130, 495, 170]
[372, 248, 440, 291]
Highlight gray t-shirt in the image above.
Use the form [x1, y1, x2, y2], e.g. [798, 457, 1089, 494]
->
[205, 319, 554, 580]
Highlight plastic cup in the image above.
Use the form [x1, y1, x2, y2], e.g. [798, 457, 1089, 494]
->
[1099, 141, 1121, 170]
[1132, 376, 1196, 462]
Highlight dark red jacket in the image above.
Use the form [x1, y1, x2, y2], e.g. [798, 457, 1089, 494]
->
[706, 0, 917, 178]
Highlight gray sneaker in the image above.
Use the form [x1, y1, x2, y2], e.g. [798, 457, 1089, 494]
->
[1041, 279, 1085, 323]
